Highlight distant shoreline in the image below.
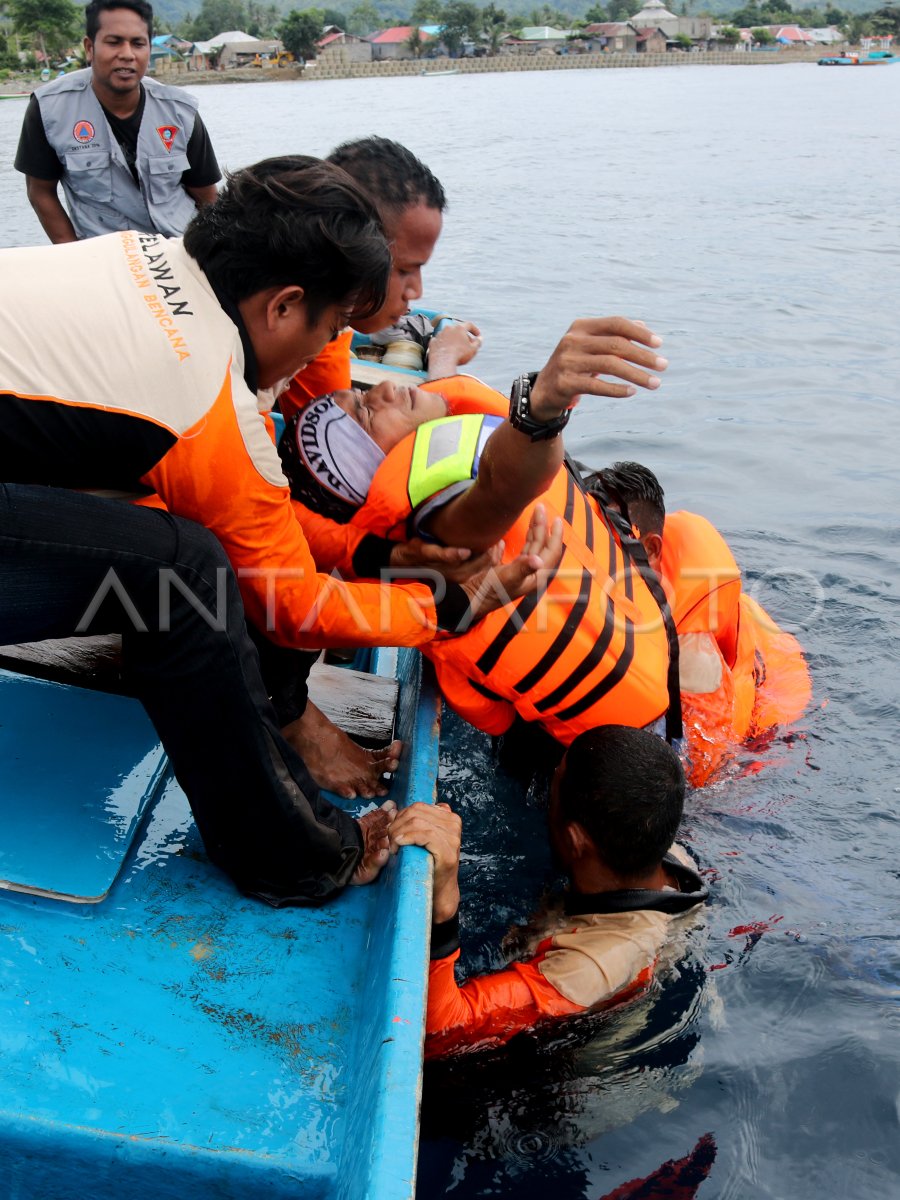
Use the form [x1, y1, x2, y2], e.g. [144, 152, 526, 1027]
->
[170, 47, 825, 85]
[2, 47, 827, 94]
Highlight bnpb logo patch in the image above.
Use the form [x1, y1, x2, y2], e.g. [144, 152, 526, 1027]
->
[73, 120, 95, 142]
[156, 125, 179, 151]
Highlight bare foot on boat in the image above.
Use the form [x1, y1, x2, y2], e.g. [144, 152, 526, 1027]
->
[283, 700, 402, 800]
[351, 801, 397, 885]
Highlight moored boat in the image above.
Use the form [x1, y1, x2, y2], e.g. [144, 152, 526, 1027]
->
[818, 50, 899, 65]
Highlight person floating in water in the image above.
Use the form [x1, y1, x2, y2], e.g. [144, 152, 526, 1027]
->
[589, 461, 812, 785]
[389, 726, 709, 1057]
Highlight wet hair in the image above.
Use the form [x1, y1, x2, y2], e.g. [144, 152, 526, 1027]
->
[85, 0, 153, 40]
[595, 461, 666, 538]
[327, 137, 446, 227]
[183, 156, 390, 322]
[559, 726, 684, 876]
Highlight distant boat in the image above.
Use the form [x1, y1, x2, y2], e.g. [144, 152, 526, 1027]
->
[0, 92, 30, 99]
[818, 51, 899, 66]
[421, 67, 460, 76]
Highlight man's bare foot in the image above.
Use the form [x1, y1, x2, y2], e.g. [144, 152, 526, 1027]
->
[351, 801, 397, 885]
[283, 701, 402, 800]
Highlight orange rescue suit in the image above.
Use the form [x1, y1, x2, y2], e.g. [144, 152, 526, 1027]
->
[344, 377, 671, 741]
[659, 511, 812, 784]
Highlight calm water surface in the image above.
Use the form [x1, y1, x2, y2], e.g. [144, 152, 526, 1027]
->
[2, 63, 898, 1198]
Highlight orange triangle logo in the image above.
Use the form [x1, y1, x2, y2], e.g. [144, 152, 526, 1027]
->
[156, 125, 178, 152]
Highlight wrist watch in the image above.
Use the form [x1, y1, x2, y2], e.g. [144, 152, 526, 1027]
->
[508, 372, 571, 442]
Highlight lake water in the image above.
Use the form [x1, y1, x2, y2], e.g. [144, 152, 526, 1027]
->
[2, 62, 899, 1198]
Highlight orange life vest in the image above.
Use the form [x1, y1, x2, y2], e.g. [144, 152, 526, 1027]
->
[659, 512, 811, 784]
[347, 377, 671, 742]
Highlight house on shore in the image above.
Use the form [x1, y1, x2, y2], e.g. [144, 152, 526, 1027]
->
[317, 27, 372, 63]
[369, 26, 435, 60]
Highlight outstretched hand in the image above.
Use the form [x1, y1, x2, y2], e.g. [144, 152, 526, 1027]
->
[390, 801, 461, 922]
[460, 502, 563, 623]
[529, 316, 667, 424]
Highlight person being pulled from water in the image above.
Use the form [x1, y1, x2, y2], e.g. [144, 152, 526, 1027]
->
[0, 155, 557, 906]
[388, 725, 709, 1057]
[588, 462, 812, 786]
[279, 321, 680, 751]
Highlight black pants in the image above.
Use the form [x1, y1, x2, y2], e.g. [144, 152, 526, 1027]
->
[0, 484, 361, 906]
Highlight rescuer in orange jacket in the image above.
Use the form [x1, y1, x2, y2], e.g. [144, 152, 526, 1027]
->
[279, 319, 678, 743]
[388, 726, 709, 1057]
[589, 462, 812, 785]
[0, 157, 558, 906]
[279, 137, 482, 426]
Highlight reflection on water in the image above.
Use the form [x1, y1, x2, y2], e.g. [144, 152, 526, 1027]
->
[2, 61, 899, 1199]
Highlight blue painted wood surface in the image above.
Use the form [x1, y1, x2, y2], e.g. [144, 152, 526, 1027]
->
[0, 646, 439, 1199]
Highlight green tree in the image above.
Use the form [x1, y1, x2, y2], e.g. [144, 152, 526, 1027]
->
[605, 0, 631, 21]
[716, 24, 741, 42]
[870, 6, 900, 36]
[10, 0, 79, 60]
[405, 24, 424, 54]
[481, 2, 507, 53]
[824, 6, 846, 24]
[347, 0, 379, 35]
[411, 0, 443, 21]
[674, 31, 693, 46]
[439, 0, 479, 54]
[730, 2, 761, 25]
[751, 26, 774, 41]
[584, 3, 607, 19]
[187, 0, 249, 42]
[247, 1, 280, 37]
[279, 8, 325, 59]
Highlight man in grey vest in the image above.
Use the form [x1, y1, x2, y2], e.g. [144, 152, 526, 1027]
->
[14, 0, 220, 242]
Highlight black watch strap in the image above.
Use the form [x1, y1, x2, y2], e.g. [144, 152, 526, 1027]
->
[508, 372, 571, 442]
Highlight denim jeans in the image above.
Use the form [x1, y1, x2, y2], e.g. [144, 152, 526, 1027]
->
[0, 483, 361, 906]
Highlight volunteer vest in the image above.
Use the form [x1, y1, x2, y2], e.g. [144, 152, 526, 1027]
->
[35, 69, 200, 239]
[350, 384, 670, 741]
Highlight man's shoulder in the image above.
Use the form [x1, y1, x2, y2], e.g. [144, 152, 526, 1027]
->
[34, 68, 92, 101]
[141, 75, 200, 111]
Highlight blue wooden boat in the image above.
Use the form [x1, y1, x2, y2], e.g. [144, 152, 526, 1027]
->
[818, 50, 899, 65]
[350, 308, 449, 385]
[0, 639, 439, 1197]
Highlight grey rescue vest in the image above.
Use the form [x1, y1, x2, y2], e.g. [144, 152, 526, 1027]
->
[34, 69, 200, 239]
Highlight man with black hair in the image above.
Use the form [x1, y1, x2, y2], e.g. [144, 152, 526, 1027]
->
[279, 135, 480, 428]
[592, 462, 811, 785]
[0, 156, 555, 906]
[389, 726, 709, 1057]
[15, 0, 220, 242]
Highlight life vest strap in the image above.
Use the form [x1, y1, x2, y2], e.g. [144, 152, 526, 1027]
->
[567, 454, 684, 744]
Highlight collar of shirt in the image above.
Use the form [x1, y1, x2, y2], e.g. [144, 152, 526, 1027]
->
[564, 853, 709, 917]
[204, 269, 259, 395]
